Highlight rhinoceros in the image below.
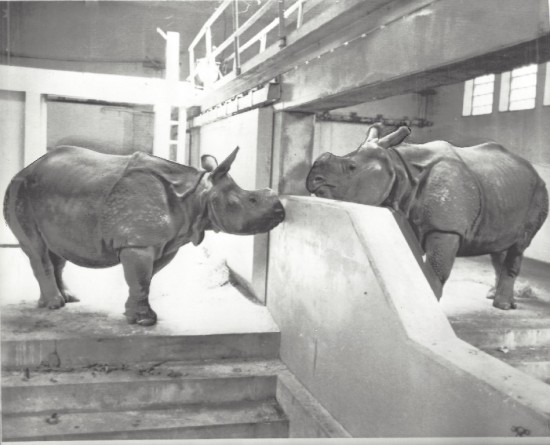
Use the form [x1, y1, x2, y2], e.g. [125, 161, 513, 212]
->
[306, 125, 548, 310]
[4, 146, 285, 326]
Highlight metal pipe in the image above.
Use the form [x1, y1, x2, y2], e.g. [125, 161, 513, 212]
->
[232, 0, 241, 75]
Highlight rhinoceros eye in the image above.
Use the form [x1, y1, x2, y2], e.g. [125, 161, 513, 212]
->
[349, 164, 356, 171]
[248, 196, 257, 204]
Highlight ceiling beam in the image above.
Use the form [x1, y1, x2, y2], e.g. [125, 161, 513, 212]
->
[277, 0, 550, 111]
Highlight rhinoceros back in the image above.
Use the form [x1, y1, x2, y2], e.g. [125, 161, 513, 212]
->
[4, 147, 133, 267]
[455, 143, 548, 253]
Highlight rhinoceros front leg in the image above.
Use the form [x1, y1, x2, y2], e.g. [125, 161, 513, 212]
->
[492, 247, 523, 310]
[424, 232, 461, 301]
[120, 246, 158, 326]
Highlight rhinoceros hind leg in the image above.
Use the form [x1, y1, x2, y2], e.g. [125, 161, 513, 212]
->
[49, 252, 80, 303]
[492, 246, 522, 310]
[23, 250, 66, 310]
[424, 231, 461, 301]
[486, 251, 507, 300]
[120, 246, 157, 326]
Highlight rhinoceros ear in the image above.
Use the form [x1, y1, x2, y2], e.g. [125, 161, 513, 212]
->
[378, 126, 411, 149]
[201, 155, 218, 172]
[210, 146, 239, 182]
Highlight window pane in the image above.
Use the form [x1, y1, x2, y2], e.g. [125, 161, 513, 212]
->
[474, 74, 495, 85]
[473, 93, 493, 106]
[474, 82, 494, 96]
[472, 104, 492, 115]
[512, 64, 537, 76]
[509, 98, 536, 110]
[510, 87, 537, 102]
[510, 73, 537, 89]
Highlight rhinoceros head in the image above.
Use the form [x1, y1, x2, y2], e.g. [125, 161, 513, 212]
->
[306, 125, 411, 205]
[202, 147, 285, 235]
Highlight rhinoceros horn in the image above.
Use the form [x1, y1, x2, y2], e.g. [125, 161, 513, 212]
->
[361, 125, 411, 149]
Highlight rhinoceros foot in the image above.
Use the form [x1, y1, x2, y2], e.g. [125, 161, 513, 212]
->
[492, 299, 517, 310]
[38, 293, 66, 310]
[125, 308, 158, 326]
[62, 291, 80, 304]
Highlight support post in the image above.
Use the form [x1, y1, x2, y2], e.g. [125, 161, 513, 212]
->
[271, 111, 315, 194]
[189, 48, 195, 85]
[155, 30, 183, 160]
[176, 105, 188, 164]
[232, 0, 241, 75]
[153, 103, 171, 159]
[278, 0, 286, 48]
[24, 92, 47, 166]
[165, 31, 180, 82]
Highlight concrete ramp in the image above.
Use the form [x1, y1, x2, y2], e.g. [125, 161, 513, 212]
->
[266, 196, 550, 437]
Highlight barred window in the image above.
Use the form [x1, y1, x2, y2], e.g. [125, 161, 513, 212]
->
[463, 74, 495, 116]
[500, 64, 538, 111]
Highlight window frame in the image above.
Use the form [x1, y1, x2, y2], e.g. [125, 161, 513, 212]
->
[462, 74, 495, 117]
[499, 63, 538, 112]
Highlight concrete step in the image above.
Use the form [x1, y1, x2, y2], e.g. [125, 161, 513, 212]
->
[2, 359, 285, 415]
[1, 332, 280, 369]
[480, 346, 550, 385]
[2, 400, 289, 441]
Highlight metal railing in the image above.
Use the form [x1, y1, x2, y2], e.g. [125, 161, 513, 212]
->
[188, 0, 307, 88]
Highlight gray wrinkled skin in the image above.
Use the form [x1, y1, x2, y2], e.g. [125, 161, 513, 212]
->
[306, 125, 548, 310]
[4, 146, 285, 326]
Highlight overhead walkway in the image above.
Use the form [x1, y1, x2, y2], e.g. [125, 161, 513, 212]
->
[190, 0, 550, 113]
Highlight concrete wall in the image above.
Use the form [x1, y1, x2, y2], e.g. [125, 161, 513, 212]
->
[196, 107, 274, 302]
[267, 196, 550, 437]
[47, 101, 153, 154]
[0, 90, 24, 244]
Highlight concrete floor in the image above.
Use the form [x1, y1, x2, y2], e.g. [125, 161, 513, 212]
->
[1, 244, 549, 342]
[0, 245, 279, 340]
[443, 255, 550, 330]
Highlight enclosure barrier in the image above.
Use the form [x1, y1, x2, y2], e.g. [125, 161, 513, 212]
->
[266, 196, 550, 437]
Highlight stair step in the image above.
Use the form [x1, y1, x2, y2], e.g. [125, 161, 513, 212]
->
[2, 359, 285, 414]
[480, 346, 550, 384]
[2, 400, 289, 441]
[1, 332, 280, 369]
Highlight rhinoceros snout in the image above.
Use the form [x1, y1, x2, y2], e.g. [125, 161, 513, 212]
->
[272, 200, 285, 222]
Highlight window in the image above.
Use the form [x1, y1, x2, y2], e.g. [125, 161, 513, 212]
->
[499, 64, 538, 111]
[463, 74, 495, 116]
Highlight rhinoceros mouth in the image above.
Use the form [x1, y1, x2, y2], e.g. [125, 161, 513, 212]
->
[311, 183, 335, 198]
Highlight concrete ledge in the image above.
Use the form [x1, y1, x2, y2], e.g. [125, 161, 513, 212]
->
[267, 196, 550, 437]
[276, 369, 352, 438]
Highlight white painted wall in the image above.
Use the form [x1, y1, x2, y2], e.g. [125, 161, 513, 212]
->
[48, 102, 154, 155]
[0, 90, 24, 244]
